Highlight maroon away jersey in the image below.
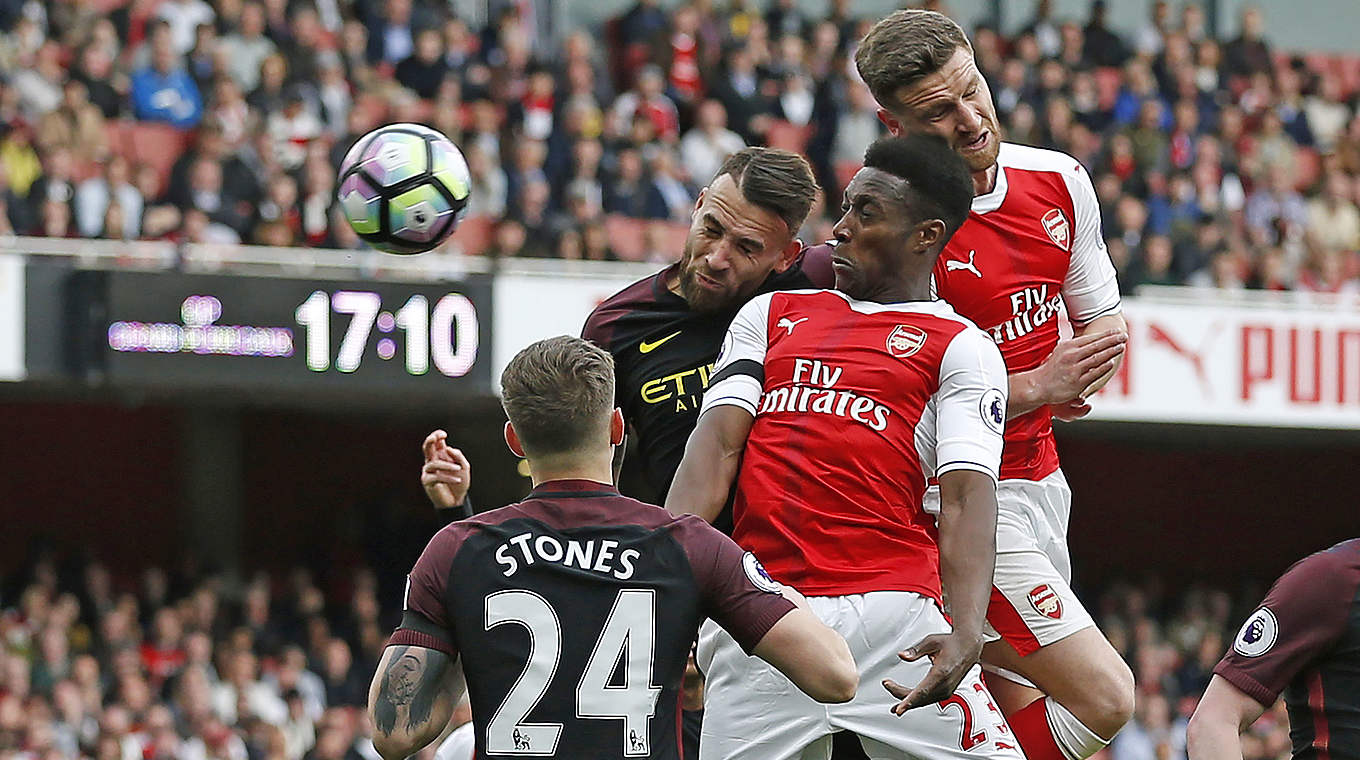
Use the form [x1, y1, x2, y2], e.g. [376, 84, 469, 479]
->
[390, 479, 795, 759]
[1214, 538, 1360, 759]
[701, 290, 1008, 599]
[932, 143, 1121, 482]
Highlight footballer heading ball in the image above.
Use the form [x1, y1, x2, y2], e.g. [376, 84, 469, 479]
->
[337, 123, 471, 255]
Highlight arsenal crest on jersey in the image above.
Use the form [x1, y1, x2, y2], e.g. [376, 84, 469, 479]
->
[886, 325, 927, 358]
[1041, 208, 1071, 251]
[1028, 584, 1063, 619]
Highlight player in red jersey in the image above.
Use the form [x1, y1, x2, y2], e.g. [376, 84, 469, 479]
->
[668, 134, 1023, 760]
[368, 336, 857, 760]
[854, 11, 1133, 760]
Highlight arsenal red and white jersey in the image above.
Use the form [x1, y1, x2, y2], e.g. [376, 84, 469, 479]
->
[700, 289, 1008, 600]
[932, 143, 1122, 482]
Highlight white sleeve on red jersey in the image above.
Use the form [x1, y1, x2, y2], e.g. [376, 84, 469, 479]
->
[928, 326, 1009, 482]
[1060, 163, 1122, 326]
[699, 292, 773, 417]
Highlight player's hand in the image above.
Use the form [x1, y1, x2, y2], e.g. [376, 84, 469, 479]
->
[1051, 398, 1093, 422]
[1034, 329, 1126, 406]
[881, 631, 983, 715]
[421, 430, 471, 510]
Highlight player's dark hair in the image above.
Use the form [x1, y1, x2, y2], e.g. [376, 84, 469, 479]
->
[862, 134, 974, 236]
[501, 336, 615, 458]
[855, 10, 971, 111]
[714, 147, 818, 237]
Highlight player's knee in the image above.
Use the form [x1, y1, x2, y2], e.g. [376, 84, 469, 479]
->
[1086, 657, 1135, 736]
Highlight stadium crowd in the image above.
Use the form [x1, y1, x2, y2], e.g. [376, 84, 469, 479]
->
[0, 0, 1358, 290]
[0, 548, 1293, 760]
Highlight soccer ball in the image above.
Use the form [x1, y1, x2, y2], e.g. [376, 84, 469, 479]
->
[336, 123, 471, 255]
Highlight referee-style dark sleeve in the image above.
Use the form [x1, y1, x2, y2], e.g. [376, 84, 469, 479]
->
[1213, 548, 1353, 705]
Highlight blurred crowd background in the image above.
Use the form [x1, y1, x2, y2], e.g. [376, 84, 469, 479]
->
[0, 0, 1352, 757]
[0, 547, 1294, 760]
[0, 0, 1358, 289]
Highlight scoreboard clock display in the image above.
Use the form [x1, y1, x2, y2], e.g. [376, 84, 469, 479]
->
[67, 270, 493, 396]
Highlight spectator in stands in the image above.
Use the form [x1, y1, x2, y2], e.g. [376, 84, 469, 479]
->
[616, 0, 666, 49]
[282, 4, 325, 90]
[247, 52, 287, 116]
[679, 99, 745, 192]
[365, 0, 414, 66]
[219, 1, 275, 94]
[157, 0, 214, 56]
[131, 20, 204, 129]
[36, 79, 107, 168]
[710, 44, 769, 144]
[1083, 0, 1128, 67]
[393, 27, 448, 100]
[1245, 164, 1308, 247]
[462, 143, 507, 220]
[602, 146, 646, 217]
[75, 155, 143, 239]
[266, 87, 321, 173]
[12, 41, 65, 120]
[581, 218, 619, 261]
[1307, 170, 1360, 256]
[610, 65, 679, 143]
[642, 147, 692, 222]
[1223, 6, 1272, 79]
[71, 39, 125, 120]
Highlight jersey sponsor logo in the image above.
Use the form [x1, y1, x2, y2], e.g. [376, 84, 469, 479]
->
[742, 552, 783, 594]
[640, 362, 712, 412]
[1027, 584, 1063, 619]
[945, 250, 983, 278]
[986, 285, 1063, 346]
[1233, 607, 1278, 658]
[980, 388, 1006, 433]
[639, 330, 682, 353]
[887, 325, 928, 358]
[776, 316, 809, 335]
[1042, 208, 1070, 251]
[760, 358, 892, 432]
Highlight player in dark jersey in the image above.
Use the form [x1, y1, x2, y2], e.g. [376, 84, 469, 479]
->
[370, 336, 857, 760]
[1186, 538, 1360, 760]
[421, 147, 833, 511]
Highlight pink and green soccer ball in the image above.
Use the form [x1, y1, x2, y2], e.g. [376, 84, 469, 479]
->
[337, 123, 472, 254]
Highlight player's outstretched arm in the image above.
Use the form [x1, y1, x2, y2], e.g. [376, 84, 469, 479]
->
[1185, 675, 1266, 760]
[665, 406, 754, 523]
[1007, 319, 1127, 420]
[421, 430, 472, 514]
[368, 644, 464, 760]
[885, 469, 995, 714]
[752, 587, 858, 704]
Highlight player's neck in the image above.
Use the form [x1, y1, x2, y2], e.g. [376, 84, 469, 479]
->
[525, 452, 616, 489]
[972, 164, 998, 196]
[868, 279, 932, 304]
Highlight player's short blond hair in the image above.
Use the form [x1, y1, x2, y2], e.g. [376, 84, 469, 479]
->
[501, 336, 615, 458]
[855, 10, 972, 112]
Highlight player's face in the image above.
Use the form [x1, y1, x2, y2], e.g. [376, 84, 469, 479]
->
[878, 47, 1002, 173]
[677, 174, 798, 313]
[830, 168, 920, 300]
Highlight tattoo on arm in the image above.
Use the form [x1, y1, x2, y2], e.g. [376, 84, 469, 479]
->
[374, 646, 451, 736]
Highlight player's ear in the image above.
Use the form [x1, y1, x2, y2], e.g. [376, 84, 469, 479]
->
[772, 237, 802, 273]
[876, 107, 903, 136]
[913, 219, 946, 255]
[609, 408, 625, 446]
[503, 421, 527, 458]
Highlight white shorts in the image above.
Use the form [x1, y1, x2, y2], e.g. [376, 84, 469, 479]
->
[925, 469, 1094, 658]
[696, 591, 1027, 760]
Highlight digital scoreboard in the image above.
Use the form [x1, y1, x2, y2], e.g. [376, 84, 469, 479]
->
[67, 270, 493, 397]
